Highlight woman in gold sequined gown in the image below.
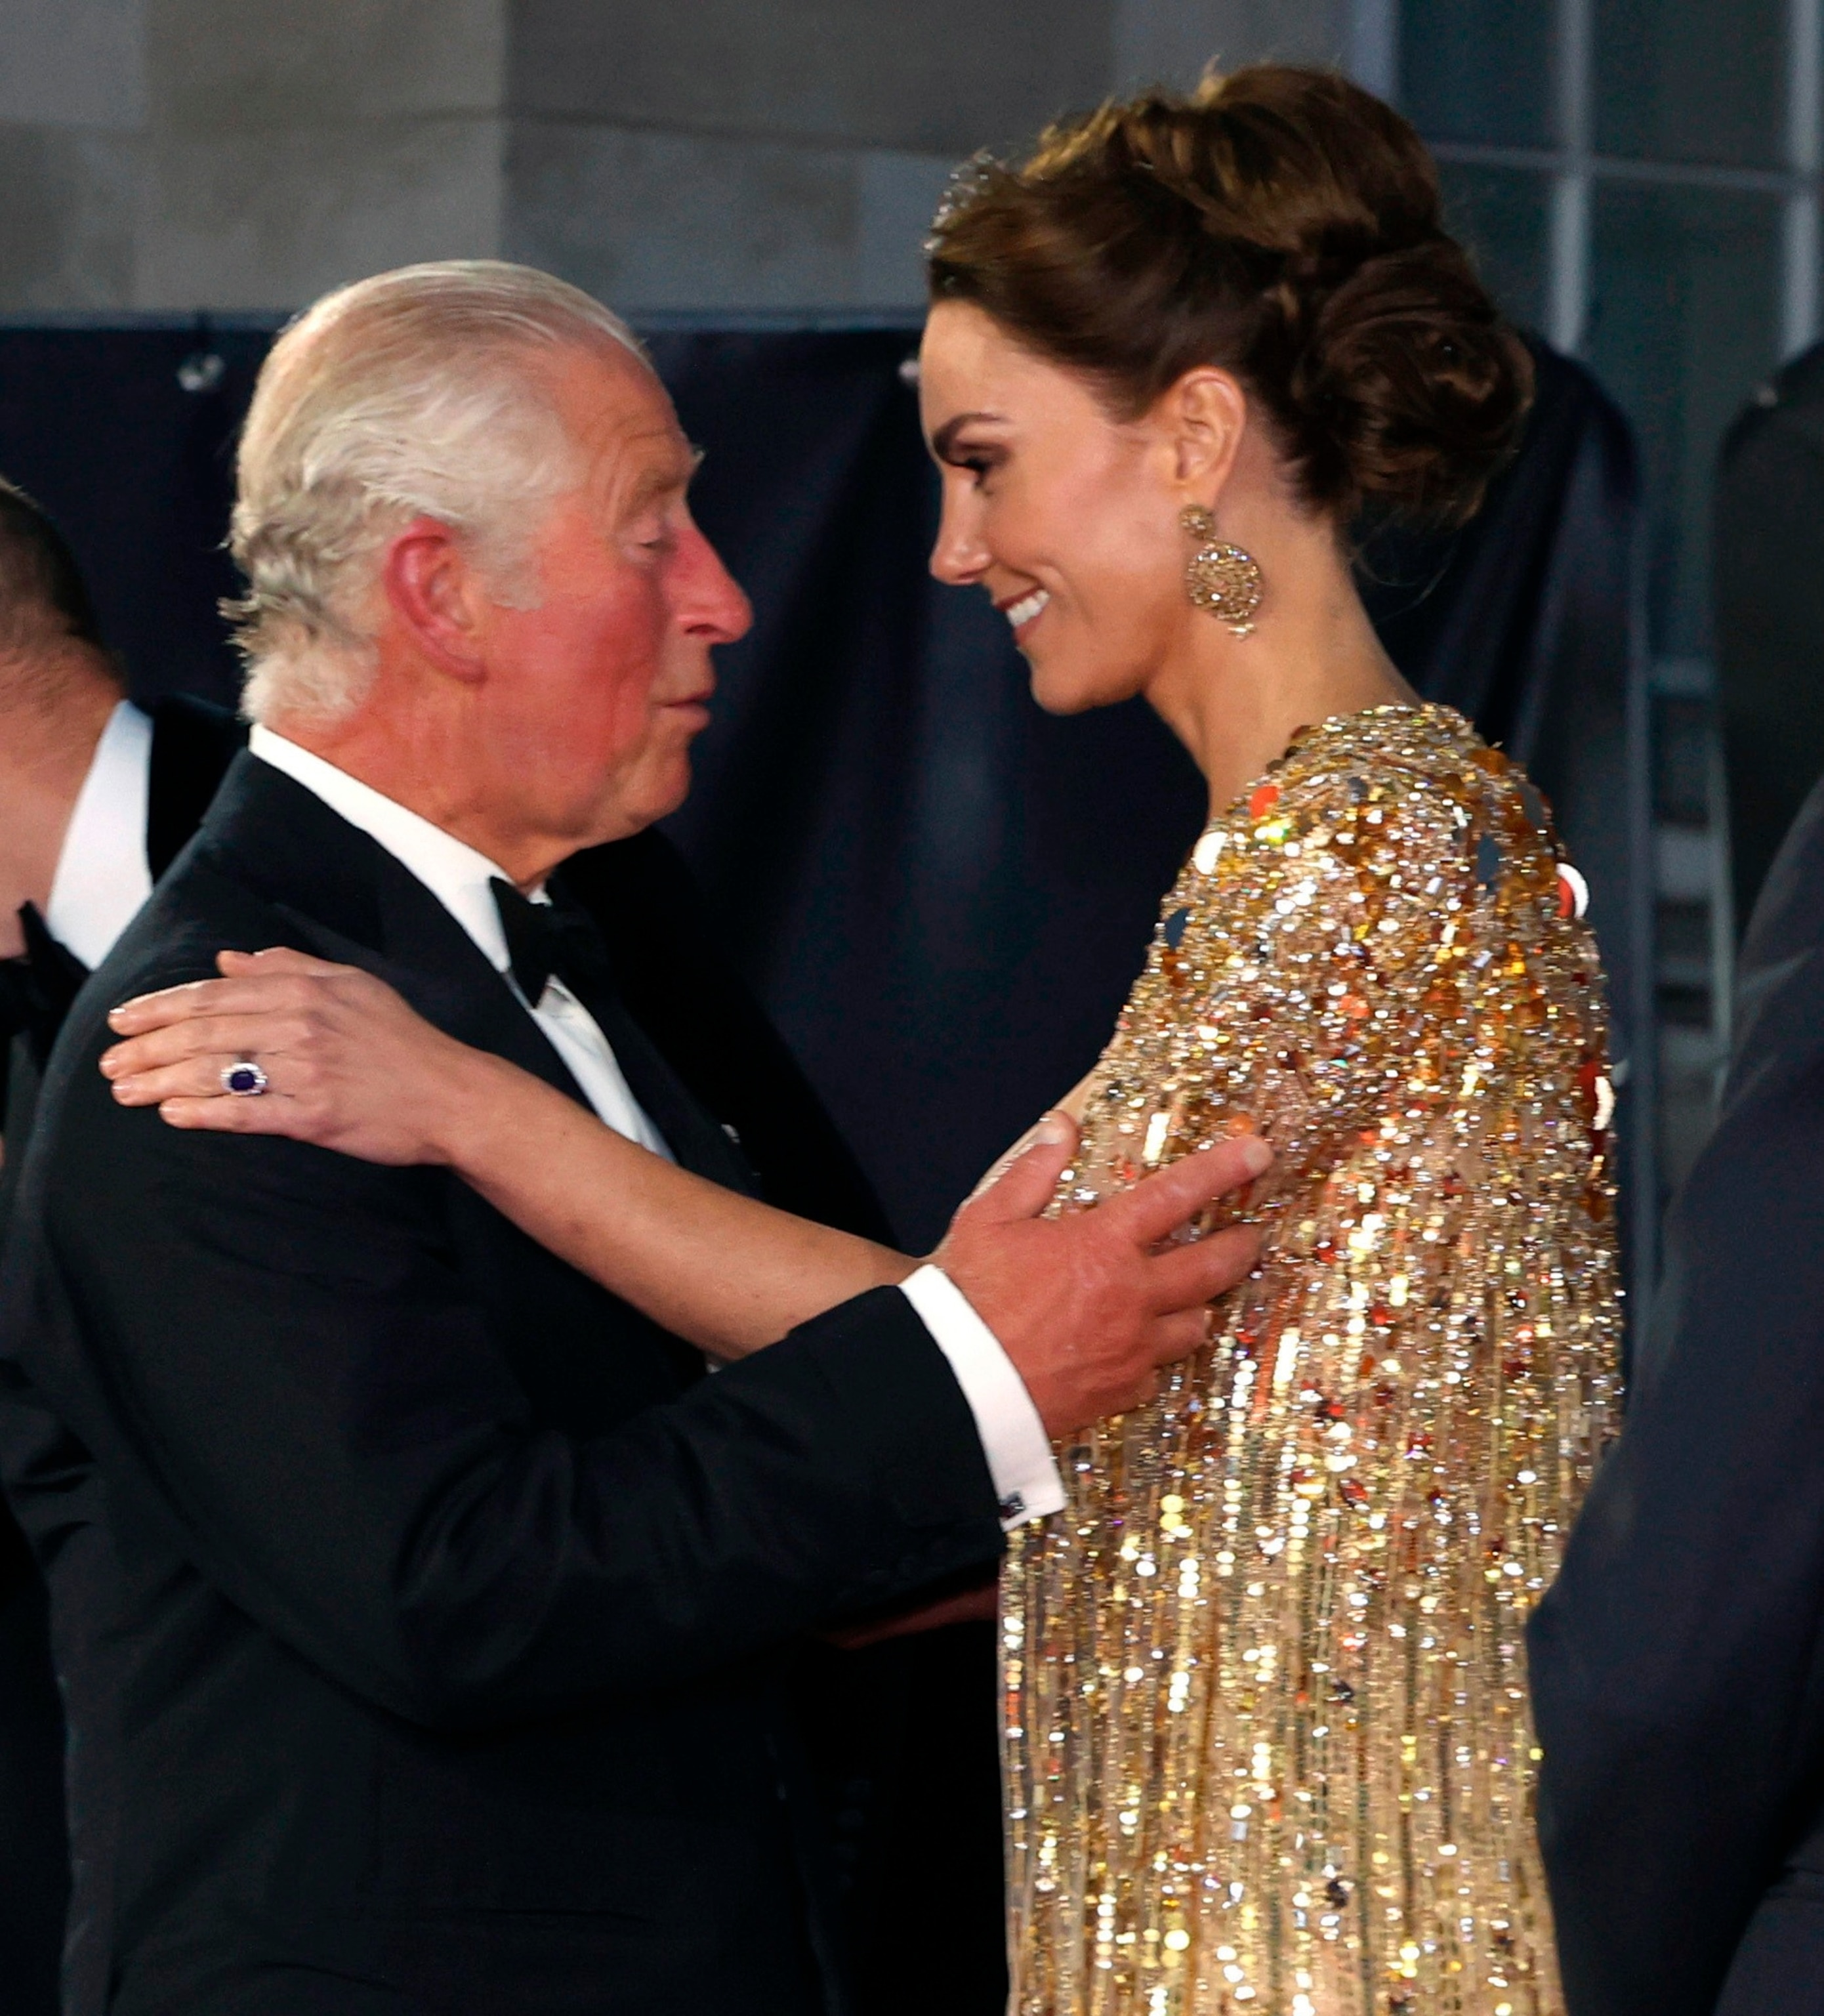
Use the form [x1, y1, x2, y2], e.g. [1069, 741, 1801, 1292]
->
[913, 65, 1619, 2016]
[97, 65, 1617, 2016]
[991, 705, 1615, 2016]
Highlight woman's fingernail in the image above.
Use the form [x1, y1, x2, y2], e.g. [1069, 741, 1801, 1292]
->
[99, 1052, 120, 1077]
[1033, 1111, 1073, 1148]
[1237, 1135, 1274, 1177]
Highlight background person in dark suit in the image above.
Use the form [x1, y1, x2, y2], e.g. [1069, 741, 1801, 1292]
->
[1528, 761, 1824, 2013]
[0, 261, 1267, 2016]
[0, 478, 245, 1168]
[0, 477, 243, 2016]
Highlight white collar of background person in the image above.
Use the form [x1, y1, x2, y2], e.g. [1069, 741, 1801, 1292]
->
[44, 698, 154, 971]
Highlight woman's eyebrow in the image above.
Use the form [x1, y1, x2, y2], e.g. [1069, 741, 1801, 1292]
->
[931, 411, 1006, 459]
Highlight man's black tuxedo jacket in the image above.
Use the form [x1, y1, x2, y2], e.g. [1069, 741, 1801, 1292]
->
[1529, 769, 1824, 2015]
[0, 752, 1005, 2016]
[0, 693, 244, 2016]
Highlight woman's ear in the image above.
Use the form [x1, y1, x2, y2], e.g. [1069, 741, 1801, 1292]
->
[379, 516, 490, 684]
[1163, 366, 1250, 502]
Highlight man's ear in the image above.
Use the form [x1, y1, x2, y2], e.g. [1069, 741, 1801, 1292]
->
[379, 517, 489, 684]
[1161, 366, 1250, 503]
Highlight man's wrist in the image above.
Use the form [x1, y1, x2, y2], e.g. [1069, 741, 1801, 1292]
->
[899, 1264, 1065, 1530]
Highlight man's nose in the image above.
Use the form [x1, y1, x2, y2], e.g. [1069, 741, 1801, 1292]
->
[929, 491, 989, 587]
[676, 522, 753, 644]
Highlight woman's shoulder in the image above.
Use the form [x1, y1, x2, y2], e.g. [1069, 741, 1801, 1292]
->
[1089, 702, 1607, 1187]
[1268, 703, 1518, 826]
[1159, 701, 1591, 1012]
[1200, 702, 1565, 895]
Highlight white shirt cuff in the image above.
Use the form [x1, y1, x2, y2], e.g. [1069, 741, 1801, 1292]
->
[898, 1263, 1065, 1531]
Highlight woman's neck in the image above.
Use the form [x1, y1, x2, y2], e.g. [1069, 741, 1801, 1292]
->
[1144, 524, 1419, 822]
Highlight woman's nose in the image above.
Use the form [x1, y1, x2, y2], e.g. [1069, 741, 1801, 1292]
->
[929, 492, 990, 587]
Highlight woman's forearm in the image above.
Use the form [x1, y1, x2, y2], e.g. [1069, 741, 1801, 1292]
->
[434, 1049, 915, 1356]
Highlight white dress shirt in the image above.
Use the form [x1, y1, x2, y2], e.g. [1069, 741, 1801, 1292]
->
[45, 698, 154, 969]
[249, 728, 1064, 1530]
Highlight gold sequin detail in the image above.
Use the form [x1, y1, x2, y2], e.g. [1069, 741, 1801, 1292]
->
[1005, 705, 1617, 2016]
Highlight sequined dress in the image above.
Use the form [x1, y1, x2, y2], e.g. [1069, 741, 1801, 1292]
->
[1005, 705, 1618, 2016]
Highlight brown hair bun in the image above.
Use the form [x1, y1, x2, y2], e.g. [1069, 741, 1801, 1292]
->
[926, 65, 1533, 530]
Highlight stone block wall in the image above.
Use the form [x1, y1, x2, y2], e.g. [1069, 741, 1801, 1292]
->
[0, 0, 1352, 314]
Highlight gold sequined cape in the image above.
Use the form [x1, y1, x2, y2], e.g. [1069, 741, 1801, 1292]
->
[1005, 705, 1618, 2016]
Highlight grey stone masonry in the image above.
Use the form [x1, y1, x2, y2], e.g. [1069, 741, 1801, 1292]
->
[0, 0, 1348, 314]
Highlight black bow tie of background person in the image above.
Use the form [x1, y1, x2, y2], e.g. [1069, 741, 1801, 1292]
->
[0, 905, 89, 1072]
[488, 877, 755, 1197]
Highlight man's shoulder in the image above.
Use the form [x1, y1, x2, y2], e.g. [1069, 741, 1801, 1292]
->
[77, 748, 386, 1052]
[27, 839, 356, 1227]
[64, 841, 285, 1062]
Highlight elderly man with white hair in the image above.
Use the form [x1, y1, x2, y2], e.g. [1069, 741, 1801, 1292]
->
[0, 262, 1267, 2016]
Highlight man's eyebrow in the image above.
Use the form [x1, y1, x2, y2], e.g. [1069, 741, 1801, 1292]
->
[623, 448, 702, 510]
[931, 411, 1006, 460]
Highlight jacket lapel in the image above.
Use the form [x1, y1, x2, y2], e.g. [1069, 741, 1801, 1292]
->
[199, 756, 593, 1112]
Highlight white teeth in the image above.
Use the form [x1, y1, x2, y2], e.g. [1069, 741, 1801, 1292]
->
[1005, 589, 1050, 629]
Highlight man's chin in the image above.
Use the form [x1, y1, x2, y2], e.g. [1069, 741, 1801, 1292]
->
[587, 753, 694, 845]
[646, 758, 695, 826]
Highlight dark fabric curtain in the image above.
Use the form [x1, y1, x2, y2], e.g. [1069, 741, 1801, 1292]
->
[0, 318, 1648, 2016]
[0, 324, 271, 710]
[1716, 338, 1824, 936]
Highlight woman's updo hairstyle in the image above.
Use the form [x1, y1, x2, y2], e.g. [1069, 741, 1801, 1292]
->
[926, 65, 1532, 530]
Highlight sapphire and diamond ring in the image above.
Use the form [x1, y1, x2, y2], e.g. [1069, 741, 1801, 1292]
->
[220, 1060, 269, 1098]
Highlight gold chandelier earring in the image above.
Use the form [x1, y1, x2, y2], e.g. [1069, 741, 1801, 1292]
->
[1180, 504, 1263, 637]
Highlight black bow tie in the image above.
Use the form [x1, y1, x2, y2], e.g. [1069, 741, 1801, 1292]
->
[489, 878, 615, 1009]
[0, 904, 90, 1066]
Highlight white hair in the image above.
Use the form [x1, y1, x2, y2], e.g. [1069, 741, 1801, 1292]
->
[230, 260, 643, 725]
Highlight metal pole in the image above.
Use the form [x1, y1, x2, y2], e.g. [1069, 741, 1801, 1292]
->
[1548, 0, 1594, 355]
[1346, 0, 1400, 102]
[1625, 514, 1660, 1360]
[1784, 0, 1823, 358]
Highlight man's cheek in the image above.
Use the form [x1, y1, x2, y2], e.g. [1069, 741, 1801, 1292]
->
[573, 658, 662, 778]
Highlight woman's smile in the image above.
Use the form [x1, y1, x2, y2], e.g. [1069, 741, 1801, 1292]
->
[998, 586, 1050, 636]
